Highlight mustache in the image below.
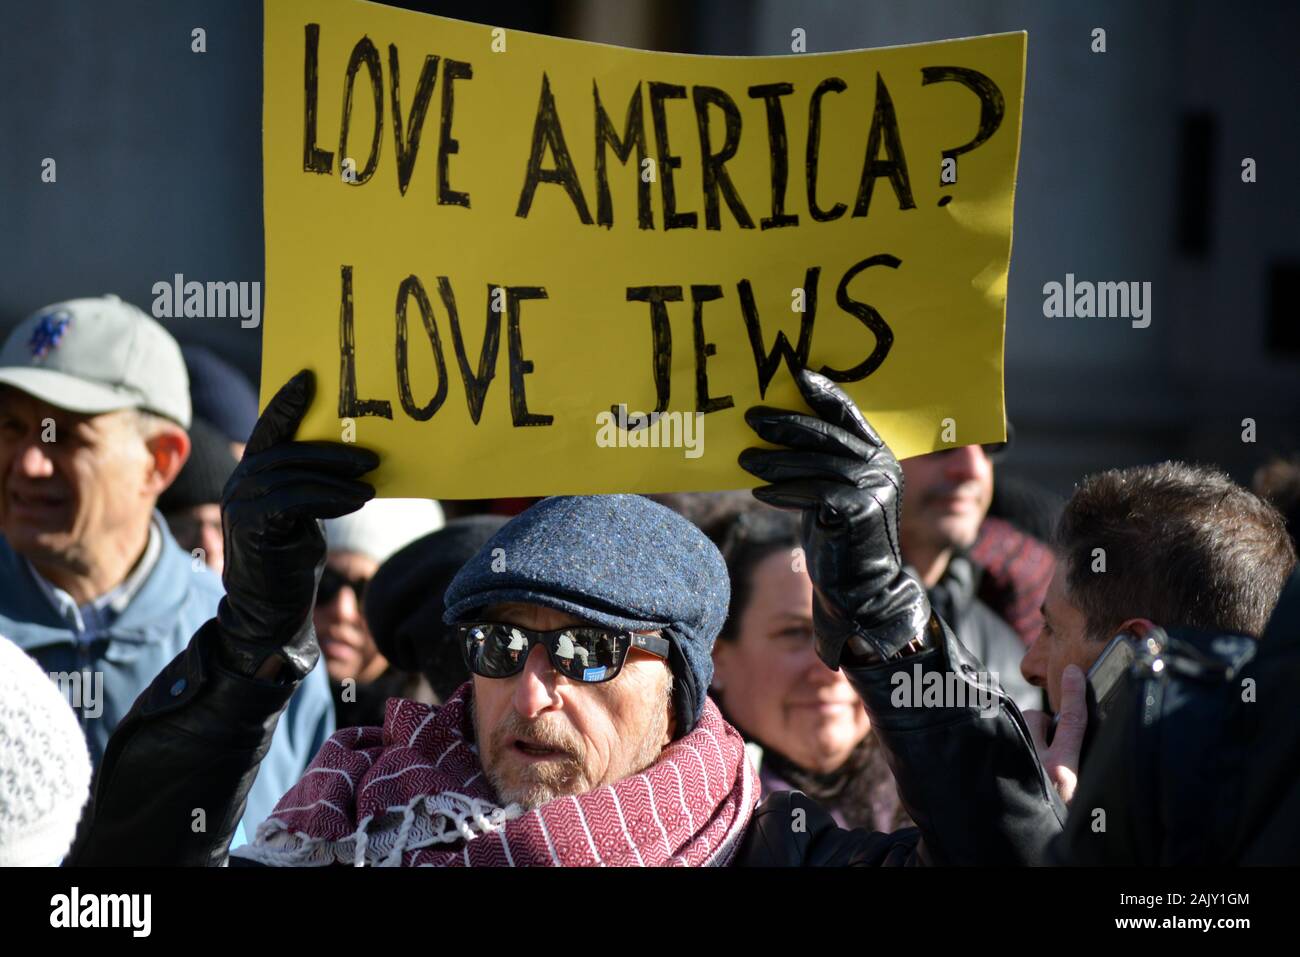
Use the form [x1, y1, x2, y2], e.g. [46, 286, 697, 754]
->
[317, 623, 369, 647]
[490, 710, 586, 765]
[917, 482, 983, 506]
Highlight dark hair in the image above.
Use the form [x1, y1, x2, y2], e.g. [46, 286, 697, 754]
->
[700, 504, 802, 643]
[1055, 462, 1296, 640]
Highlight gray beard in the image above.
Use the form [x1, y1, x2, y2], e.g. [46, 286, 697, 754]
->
[471, 680, 673, 810]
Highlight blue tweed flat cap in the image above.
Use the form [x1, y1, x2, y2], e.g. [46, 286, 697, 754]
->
[442, 495, 730, 735]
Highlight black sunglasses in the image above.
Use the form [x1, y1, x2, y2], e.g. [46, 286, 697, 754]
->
[316, 566, 371, 606]
[456, 622, 670, 684]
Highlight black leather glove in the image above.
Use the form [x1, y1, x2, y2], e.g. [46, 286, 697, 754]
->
[215, 370, 379, 680]
[739, 367, 930, 669]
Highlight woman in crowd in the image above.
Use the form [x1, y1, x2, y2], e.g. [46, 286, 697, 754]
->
[703, 504, 911, 832]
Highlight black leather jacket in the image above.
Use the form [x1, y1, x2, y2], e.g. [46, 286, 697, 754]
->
[1052, 568, 1300, 865]
[924, 555, 1042, 714]
[69, 614, 1065, 867]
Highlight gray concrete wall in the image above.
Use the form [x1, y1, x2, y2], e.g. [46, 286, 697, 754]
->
[0, 0, 265, 375]
[716, 0, 1300, 492]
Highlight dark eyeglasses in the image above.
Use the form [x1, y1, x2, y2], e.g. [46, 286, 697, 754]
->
[316, 566, 371, 606]
[456, 622, 670, 684]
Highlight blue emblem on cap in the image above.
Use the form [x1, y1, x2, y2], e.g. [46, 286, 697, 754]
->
[28, 311, 71, 359]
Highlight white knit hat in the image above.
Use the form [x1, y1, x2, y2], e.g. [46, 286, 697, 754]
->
[0, 636, 92, 866]
[323, 498, 446, 565]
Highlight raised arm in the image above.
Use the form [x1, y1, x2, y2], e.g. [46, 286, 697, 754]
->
[738, 368, 1065, 865]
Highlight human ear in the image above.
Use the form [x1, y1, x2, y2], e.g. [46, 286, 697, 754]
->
[1114, 617, 1158, 639]
[710, 641, 732, 693]
[145, 426, 191, 497]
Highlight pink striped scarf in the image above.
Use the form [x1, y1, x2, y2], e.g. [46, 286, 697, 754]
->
[233, 684, 758, 867]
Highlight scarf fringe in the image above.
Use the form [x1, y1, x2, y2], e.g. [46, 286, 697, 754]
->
[234, 693, 755, 867]
[232, 791, 526, 868]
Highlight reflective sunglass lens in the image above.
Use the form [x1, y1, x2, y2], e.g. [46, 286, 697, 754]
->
[551, 629, 626, 681]
[461, 625, 632, 682]
[480, 625, 529, 676]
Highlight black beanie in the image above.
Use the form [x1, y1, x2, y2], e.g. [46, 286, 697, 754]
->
[364, 515, 509, 702]
[158, 417, 238, 514]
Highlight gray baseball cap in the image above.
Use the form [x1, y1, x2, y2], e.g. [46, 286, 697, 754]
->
[0, 295, 191, 428]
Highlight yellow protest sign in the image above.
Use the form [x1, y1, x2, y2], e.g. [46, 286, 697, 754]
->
[262, 0, 1025, 498]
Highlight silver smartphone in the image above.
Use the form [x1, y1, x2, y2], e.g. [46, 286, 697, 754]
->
[1048, 623, 1165, 758]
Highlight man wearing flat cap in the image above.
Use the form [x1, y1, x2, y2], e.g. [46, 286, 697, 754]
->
[69, 367, 1065, 866]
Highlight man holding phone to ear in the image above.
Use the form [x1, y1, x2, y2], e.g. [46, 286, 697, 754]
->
[1018, 463, 1295, 802]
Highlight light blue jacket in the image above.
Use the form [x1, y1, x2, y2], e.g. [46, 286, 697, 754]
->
[0, 517, 334, 838]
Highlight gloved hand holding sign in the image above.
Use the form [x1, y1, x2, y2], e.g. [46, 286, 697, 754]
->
[216, 370, 379, 681]
[739, 367, 932, 670]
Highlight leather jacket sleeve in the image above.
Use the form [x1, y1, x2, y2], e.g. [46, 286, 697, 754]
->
[739, 791, 925, 865]
[736, 613, 1066, 866]
[66, 618, 296, 867]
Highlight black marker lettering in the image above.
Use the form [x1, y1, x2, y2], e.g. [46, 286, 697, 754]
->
[852, 74, 915, 217]
[594, 81, 653, 229]
[693, 86, 754, 230]
[388, 46, 439, 196]
[738, 267, 818, 398]
[648, 83, 697, 230]
[438, 59, 472, 207]
[339, 37, 383, 184]
[618, 285, 682, 423]
[303, 24, 334, 174]
[338, 265, 393, 420]
[749, 82, 798, 230]
[819, 254, 898, 381]
[517, 72, 593, 223]
[505, 287, 553, 426]
[806, 78, 847, 222]
[394, 275, 449, 421]
[441, 279, 501, 425]
[690, 285, 734, 414]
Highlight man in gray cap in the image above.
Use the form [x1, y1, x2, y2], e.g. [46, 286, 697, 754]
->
[0, 296, 334, 837]
[69, 368, 1066, 866]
